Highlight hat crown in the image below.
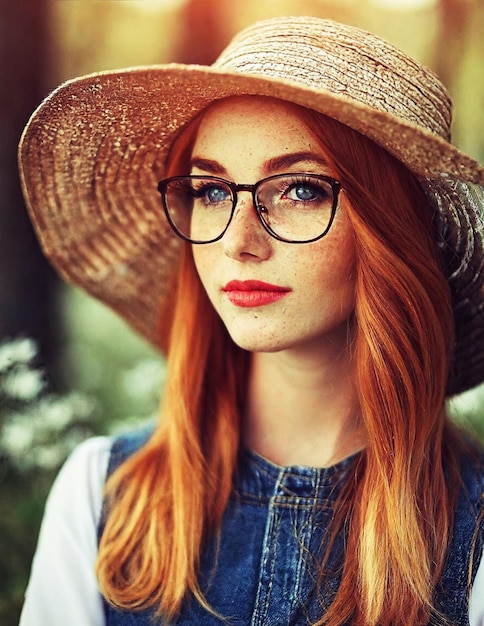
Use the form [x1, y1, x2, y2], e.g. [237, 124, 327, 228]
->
[214, 16, 452, 141]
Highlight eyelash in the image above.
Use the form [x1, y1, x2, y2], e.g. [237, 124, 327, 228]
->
[277, 176, 331, 199]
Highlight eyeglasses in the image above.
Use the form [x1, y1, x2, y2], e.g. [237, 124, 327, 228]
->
[157, 173, 341, 244]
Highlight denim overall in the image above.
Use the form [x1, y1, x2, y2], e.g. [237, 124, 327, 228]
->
[101, 428, 484, 625]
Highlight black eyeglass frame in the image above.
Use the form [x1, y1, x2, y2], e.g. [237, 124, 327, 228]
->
[157, 173, 342, 245]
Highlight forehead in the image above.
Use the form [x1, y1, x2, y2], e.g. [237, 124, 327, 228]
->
[197, 95, 312, 135]
[192, 96, 330, 170]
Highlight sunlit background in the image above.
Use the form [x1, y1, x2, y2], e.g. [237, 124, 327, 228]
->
[1, 0, 483, 622]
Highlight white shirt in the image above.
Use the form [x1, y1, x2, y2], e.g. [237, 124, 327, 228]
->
[19, 437, 484, 625]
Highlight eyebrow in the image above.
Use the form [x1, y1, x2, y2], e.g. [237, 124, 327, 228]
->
[189, 151, 331, 177]
[189, 157, 224, 175]
[262, 152, 330, 175]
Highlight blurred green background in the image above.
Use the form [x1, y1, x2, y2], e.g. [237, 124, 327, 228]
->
[1, 0, 483, 623]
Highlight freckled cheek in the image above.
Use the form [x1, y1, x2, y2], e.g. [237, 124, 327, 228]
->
[192, 247, 228, 312]
[311, 232, 357, 304]
[192, 247, 214, 285]
[334, 249, 357, 303]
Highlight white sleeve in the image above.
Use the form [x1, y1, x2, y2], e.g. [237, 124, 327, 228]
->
[19, 436, 111, 626]
[470, 552, 484, 626]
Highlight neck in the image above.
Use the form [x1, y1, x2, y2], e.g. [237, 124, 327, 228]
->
[243, 341, 365, 468]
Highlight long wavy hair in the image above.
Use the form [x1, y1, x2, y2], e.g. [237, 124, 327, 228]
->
[96, 97, 468, 625]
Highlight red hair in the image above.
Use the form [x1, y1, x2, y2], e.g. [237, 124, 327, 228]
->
[97, 98, 466, 625]
[299, 110, 462, 624]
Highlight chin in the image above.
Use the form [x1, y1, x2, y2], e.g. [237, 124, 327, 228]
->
[226, 329, 284, 353]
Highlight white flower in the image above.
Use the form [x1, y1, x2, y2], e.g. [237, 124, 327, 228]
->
[2, 367, 45, 401]
[0, 338, 37, 373]
[0, 391, 97, 471]
[1, 417, 35, 456]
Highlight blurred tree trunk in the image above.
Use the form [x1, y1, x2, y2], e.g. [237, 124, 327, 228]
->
[434, 0, 473, 88]
[0, 0, 62, 384]
[174, 0, 232, 64]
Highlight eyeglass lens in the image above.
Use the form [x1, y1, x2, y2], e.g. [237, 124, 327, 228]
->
[160, 174, 337, 243]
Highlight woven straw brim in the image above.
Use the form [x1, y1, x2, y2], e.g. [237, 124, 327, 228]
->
[18, 64, 484, 394]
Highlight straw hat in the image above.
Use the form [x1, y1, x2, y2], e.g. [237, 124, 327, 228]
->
[18, 15, 484, 395]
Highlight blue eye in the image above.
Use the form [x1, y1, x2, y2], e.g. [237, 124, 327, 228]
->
[291, 185, 317, 201]
[286, 181, 331, 203]
[206, 186, 231, 203]
[193, 183, 231, 204]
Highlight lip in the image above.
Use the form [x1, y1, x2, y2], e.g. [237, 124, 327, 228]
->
[222, 280, 291, 308]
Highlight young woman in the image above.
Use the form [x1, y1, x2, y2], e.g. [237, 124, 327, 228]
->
[18, 16, 484, 626]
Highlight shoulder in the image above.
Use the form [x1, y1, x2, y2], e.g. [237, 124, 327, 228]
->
[19, 436, 114, 626]
[62, 435, 113, 472]
[458, 439, 484, 507]
[52, 436, 113, 490]
[43, 436, 113, 527]
[51, 424, 155, 511]
[450, 439, 484, 550]
[107, 423, 155, 475]
[451, 439, 484, 586]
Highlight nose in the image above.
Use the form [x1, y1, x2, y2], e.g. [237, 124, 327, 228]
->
[222, 192, 272, 261]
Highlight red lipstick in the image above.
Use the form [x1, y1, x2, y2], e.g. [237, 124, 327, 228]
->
[222, 280, 291, 308]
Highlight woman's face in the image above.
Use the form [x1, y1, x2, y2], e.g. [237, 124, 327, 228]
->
[190, 96, 357, 357]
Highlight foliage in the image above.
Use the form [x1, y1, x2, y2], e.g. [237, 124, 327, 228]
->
[0, 338, 98, 623]
[0, 336, 164, 625]
[448, 384, 484, 440]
